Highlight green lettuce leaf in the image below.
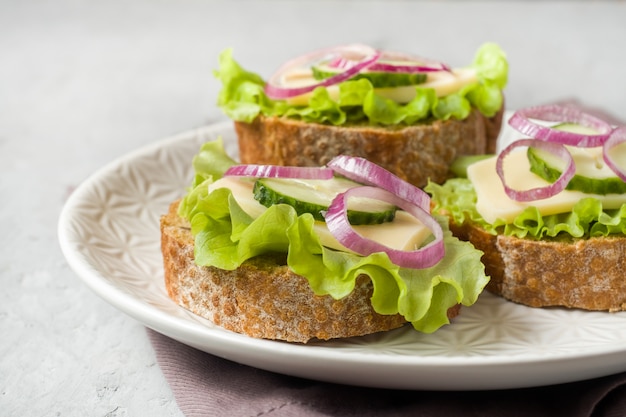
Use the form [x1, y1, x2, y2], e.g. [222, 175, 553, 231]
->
[214, 43, 508, 126]
[179, 140, 490, 333]
[466, 42, 508, 117]
[177, 138, 238, 218]
[425, 179, 626, 239]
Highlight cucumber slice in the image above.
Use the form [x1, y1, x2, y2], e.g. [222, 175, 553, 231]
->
[312, 63, 427, 88]
[253, 177, 397, 225]
[550, 122, 598, 135]
[527, 123, 626, 195]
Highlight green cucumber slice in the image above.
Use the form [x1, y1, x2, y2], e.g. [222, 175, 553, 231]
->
[527, 123, 626, 195]
[311, 63, 427, 88]
[253, 177, 396, 225]
[550, 122, 598, 135]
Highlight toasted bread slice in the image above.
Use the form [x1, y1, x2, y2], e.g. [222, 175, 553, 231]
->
[449, 220, 626, 311]
[234, 108, 503, 188]
[161, 200, 461, 343]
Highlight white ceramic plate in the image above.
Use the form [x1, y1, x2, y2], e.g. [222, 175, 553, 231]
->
[58, 120, 626, 391]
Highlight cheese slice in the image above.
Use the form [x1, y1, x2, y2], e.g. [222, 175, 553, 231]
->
[313, 211, 431, 253]
[467, 151, 626, 224]
[208, 176, 266, 218]
[569, 146, 615, 179]
[208, 176, 431, 252]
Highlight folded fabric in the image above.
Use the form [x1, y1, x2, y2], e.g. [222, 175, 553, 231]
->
[147, 329, 626, 417]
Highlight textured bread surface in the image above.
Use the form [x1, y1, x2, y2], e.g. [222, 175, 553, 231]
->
[235, 108, 503, 188]
[161, 201, 461, 343]
[449, 221, 626, 311]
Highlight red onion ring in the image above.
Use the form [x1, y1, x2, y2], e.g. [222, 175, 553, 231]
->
[326, 155, 431, 211]
[496, 139, 576, 201]
[264, 44, 381, 100]
[325, 186, 445, 269]
[224, 164, 334, 180]
[603, 126, 626, 182]
[508, 104, 614, 147]
[329, 50, 450, 73]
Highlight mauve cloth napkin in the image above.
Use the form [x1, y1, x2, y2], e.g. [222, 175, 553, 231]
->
[147, 329, 626, 417]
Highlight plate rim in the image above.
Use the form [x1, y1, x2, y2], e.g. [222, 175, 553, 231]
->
[57, 120, 626, 391]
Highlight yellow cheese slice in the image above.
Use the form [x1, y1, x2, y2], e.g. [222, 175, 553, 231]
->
[313, 211, 431, 253]
[208, 176, 431, 252]
[568, 146, 614, 179]
[208, 176, 267, 218]
[467, 152, 626, 224]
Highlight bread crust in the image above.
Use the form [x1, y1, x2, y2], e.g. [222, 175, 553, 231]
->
[234, 108, 503, 188]
[449, 221, 626, 311]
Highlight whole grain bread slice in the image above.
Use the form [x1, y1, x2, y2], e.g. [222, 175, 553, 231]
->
[161, 200, 460, 343]
[449, 220, 626, 311]
[234, 108, 503, 188]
